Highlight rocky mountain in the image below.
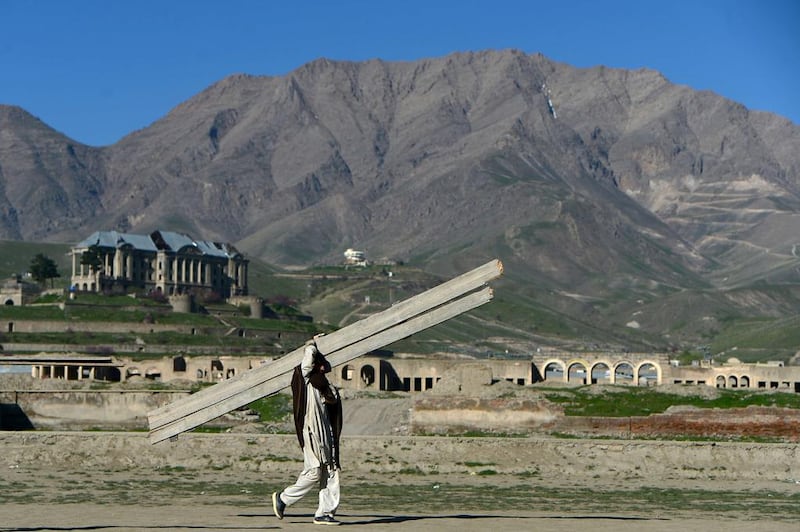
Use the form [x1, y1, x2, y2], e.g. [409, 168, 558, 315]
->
[2, 50, 800, 351]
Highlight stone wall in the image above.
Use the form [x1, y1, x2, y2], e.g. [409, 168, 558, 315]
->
[2, 319, 192, 334]
[557, 406, 800, 441]
[412, 396, 561, 434]
[1, 342, 277, 356]
[411, 396, 800, 442]
[0, 389, 188, 430]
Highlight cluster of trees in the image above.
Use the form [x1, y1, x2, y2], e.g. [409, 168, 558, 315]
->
[79, 245, 104, 273]
[26, 246, 106, 289]
[29, 253, 60, 288]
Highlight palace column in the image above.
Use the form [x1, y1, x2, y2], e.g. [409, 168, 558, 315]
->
[170, 257, 178, 294]
[113, 250, 122, 279]
[227, 258, 236, 295]
[126, 253, 133, 281]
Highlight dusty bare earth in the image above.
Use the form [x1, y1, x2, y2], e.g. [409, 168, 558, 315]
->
[2, 380, 800, 531]
[2, 427, 799, 532]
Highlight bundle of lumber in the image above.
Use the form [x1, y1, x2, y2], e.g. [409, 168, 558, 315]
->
[147, 259, 503, 444]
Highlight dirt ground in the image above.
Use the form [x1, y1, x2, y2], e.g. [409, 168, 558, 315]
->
[2, 385, 800, 531]
[2, 429, 799, 532]
[2, 502, 797, 532]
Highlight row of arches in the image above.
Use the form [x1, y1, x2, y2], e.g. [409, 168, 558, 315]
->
[542, 359, 661, 386]
[716, 375, 750, 388]
[341, 363, 376, 387]
[337, 362, 437, 392]
[336, 359, 665, 391]
[124, 357, 238, 382]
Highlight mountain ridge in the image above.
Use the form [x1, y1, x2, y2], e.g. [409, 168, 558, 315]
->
[2, 49, 799, 351]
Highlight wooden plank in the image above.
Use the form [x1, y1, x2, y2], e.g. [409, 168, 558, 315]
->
[313, 259, 502, 355]
[324, 287, 494, 369]
[148, 287, 493, 444]
[149, 287, 492, 443]
[149, 259, 500, 427]
[148, 259, 502, 430]
[147, 344, 304, 430]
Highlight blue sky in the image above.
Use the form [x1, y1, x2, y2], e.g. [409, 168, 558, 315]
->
[2, 0, 798, 146]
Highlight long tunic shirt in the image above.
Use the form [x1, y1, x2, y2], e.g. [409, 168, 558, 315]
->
[281, 344, 342, 518]
[300, 344, 339, 468]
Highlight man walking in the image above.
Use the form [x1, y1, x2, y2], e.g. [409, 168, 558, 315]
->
[273, 336, 343, 525]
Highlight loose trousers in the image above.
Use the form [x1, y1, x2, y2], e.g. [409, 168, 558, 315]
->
[280, 444, 340, 517]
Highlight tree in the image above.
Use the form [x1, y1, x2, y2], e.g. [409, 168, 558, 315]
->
[80, 245, 104, 273]
[29, 253, 60, 288]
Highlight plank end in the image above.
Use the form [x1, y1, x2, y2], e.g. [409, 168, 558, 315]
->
[148, 431, 175, 445]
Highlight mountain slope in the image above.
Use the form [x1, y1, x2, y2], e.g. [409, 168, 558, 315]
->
[1, 50, 799, 351]
[0, 106, 105, 240]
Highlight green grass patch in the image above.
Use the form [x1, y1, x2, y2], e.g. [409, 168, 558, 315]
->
[67, 294, 167, 307]
[1, 330, 271, 348]
[541, 386, 800, 417]
[0, 240, 72, 285]
[0, 305, 66, 320]
[247, 394, 292, 423]
[397, 467, 427, 475]
[190, 426, 228, 433]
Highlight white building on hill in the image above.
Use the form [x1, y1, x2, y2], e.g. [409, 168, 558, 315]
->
[344, 248, 367, 266]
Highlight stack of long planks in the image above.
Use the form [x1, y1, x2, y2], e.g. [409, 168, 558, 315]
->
[147, 259, 503, 444]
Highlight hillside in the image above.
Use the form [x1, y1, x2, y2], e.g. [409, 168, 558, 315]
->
[1, 50, 800, 354]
